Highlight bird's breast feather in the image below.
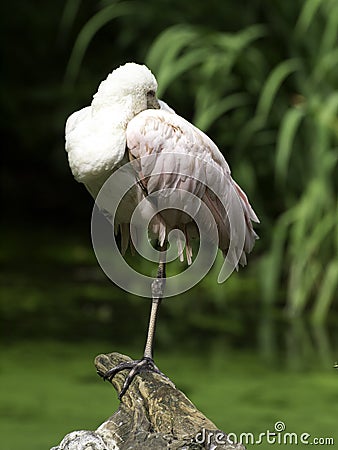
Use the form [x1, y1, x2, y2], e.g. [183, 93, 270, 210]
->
[65, 106, 126, 183]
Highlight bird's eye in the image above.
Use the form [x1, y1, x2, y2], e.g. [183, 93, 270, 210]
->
[147, 90, 155, 97]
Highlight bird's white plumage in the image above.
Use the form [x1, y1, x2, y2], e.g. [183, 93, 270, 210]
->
[65, 62, 259, 265]
[66, 63, 157, 185]
[92, 63, 157, 114]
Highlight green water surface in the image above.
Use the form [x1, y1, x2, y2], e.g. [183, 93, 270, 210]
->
[0, 339, 337, 450]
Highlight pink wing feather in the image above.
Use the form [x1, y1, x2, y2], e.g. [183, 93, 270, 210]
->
[127, 109, 259, 266]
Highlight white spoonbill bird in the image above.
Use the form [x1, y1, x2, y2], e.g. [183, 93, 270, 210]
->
[65, 62, 259, 398]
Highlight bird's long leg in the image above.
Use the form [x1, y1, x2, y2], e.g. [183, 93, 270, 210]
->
[100, 245, 167, 399]
[143, 250, 166, 359]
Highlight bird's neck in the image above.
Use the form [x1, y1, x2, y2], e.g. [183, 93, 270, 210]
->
[92, 95, 136, 129]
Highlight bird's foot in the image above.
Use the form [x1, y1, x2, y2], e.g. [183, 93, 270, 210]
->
[98, 356, 166, 399]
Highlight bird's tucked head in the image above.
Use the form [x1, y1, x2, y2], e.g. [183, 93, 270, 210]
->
[92, 63, 160, 119]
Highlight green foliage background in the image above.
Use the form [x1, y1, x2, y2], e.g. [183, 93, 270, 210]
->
[1, 1, 338, 448]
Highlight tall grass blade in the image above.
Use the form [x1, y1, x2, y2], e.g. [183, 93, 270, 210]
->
[311, 260, 338, 324]
[318, 5, 338, 55]
[146, 25, 201, 94]
[215, 24, 266, 52]
[313, 48, 338, 83]
[261, 210, 293, 304]
[64, 2, 137, 85]
[288, 260, 321, 317]
[194, 93, 250, 131]
[256, 59, 300, 122]
[235, 115, 266, 151]
[59, 0, 82, 42]
[295, 0, 324, 35]
[275, 107, 305, 183]
[318, 93, 338, 135]
[156, 48, 209, 97]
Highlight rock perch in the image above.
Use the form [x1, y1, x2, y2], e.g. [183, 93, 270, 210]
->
[51, 352, 246, 450]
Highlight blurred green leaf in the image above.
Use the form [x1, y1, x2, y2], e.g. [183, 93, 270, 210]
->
[295, 0, 324, 35]
[194, 93, 250, 131]
[59, 0, 83, 40]
[275, 106, 305, 183]
[64, 1, 137, 85]
[255, 59, 301, 122]
[312, 259, 338, 324]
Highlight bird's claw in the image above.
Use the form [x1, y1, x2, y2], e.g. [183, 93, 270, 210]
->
[99, 357, 166, 400]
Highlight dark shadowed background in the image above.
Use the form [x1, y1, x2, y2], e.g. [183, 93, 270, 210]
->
[1, 1, 337, 449]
